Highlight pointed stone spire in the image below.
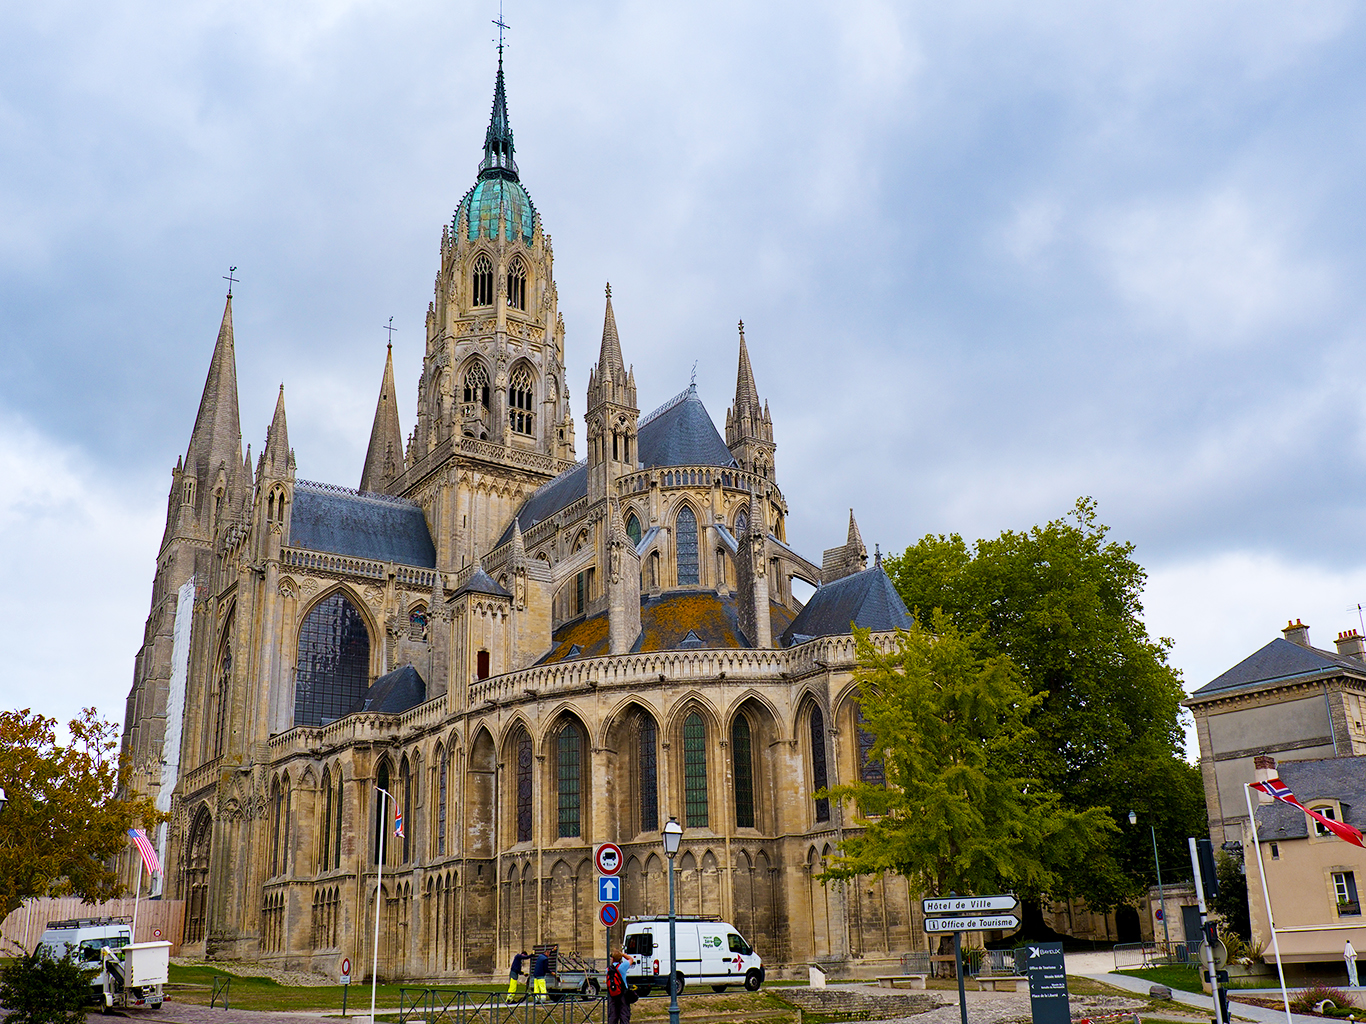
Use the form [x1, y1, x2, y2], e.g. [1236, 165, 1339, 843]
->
[478, 54, 519, 182]
[734, 320, 760, 415]
[186, 295, 242, 481]
[725, 318, 776, 480]
[847, 509, 864, 549]
[509, 517, 527, 569]
[260, 385, 292, 480]
[822, 507, 869, 583]
[598, 283, 625, 381]
[360, 343, 404, 493]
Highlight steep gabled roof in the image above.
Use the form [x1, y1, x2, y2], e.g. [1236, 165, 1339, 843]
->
[1188, 638, 1366, 700]
[780, 562, 912, 646]
[351, 664, 427, 716]
[453, 567, 511, 599]
[289, 481, 436, 568]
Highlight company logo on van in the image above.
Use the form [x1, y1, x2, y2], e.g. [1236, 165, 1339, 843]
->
[704, 936, 723, 947]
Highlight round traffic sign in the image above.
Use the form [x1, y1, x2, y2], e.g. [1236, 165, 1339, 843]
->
[600, 904, 620, 927]
[342, 957, 352, 975]
[153, 929, 162, 938]
[596, 843, 623, 875]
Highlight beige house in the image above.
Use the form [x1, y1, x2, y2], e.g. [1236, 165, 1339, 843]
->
[116, 55, 928, 981]
[1244, 755, 1366, 970]
[1184, 620, 1366, 847]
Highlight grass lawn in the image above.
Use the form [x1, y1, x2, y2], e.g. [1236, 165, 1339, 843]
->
[166, 963, 502, 1011]
[1114, 966, 1266, 994]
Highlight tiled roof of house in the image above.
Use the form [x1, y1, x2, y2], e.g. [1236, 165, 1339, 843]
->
[1254, 755, 1366, 842]
[1187, 638, 1366, 700]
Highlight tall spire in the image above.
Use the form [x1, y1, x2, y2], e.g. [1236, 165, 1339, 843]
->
[186, 294, 243, 480]
[734, 320, 760, 415]
[260, 384, 292, 480]
[598, 282, 625, 380]
[478, 53, 519, 181]
[360, 343, 404, 493]
[725, 318, 776, 479]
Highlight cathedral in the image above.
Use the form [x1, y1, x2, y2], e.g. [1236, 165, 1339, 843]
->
[118, 55, 922, 980]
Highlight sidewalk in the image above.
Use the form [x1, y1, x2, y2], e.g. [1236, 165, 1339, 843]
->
[1073, 968, 1315, 1024]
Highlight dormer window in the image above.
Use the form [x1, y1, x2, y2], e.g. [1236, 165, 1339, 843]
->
[507, 257, 526, 311]
[472, 254, 494, 307]
[1313, 805, 1339, 837]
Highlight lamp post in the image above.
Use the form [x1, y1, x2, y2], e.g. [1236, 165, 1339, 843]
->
[1129, 810, 1171, 952]
[0, 787, 7, 812]
[663, 817, 684, 1024]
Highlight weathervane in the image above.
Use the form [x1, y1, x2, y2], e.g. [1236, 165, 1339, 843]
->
[383, 316, 396, 350]
[223, 266, 238, 296]
[691, 360, 698, 387]
[493, 2, 510, 58]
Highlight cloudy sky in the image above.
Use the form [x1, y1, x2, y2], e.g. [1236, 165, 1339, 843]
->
[4, 1, 1366, 746]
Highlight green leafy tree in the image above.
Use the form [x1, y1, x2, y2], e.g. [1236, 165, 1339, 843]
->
[823, 617, 1116, 901]
[0, 708, 162, 918]
[884, 498, 1205, 908]
[0, 945, 96, 1024]
[1213, 850, 1250, 941]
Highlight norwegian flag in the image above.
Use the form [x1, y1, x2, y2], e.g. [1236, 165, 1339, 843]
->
[394, 809, 405, 839]
[128, 828, 161, 875]
[1251, 778, 1365, 848]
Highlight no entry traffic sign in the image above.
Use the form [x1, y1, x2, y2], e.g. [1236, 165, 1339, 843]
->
[600, 904, 620, 927]
[596, 843, 623, 875]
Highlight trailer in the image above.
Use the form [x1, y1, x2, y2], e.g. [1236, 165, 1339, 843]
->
[97, 941, 171, 1012]
[531, 944, 603, 998]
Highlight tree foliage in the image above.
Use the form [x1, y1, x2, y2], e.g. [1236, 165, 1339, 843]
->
[823, 616, 1116, 900]
[0, 945, 95, 1024]
[882, 498, 1206, 908]
[0, 708, 161, 918]
[1213, 850, 1251, 941]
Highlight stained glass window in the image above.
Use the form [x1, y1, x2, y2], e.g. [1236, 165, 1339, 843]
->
[294, 592, 370, 728]
[334, 775, 344, 868]
[437, 750, 447, 857]
[683, 712, 708, 827]
[810, 707, 830, 822]
[516, 730, 533, 843]
[213, 631, 232, 757]
[856, 703, 885, 787]
[676, 506, 699, 586]
[558, 723, 582, 838]
[472, 254, 494, 307]
[320, 770, 333, 871]
[625, 511, 642, 547]
[732, 716, 755, 828]
[400, 760, 412, 864]
[638, 714, 658, 832]
[271, 780, 283, 876]
[735, 509, 749, 537]
[374, 762, 390, 865]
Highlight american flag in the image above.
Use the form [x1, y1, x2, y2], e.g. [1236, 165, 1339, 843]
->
[1251, 778, 1365, 848]
[128, 828, 161, 875]
[394, 809, 405, 839]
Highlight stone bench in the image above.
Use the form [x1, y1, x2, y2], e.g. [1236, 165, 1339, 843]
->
[972, 976, 1026, 992]
[875, 975, 928, 989]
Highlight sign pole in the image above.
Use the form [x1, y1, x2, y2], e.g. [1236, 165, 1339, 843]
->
[1243, 785, 1294, 1024]
[372, 788, 389, 1024]
[1188, 837, 1225, 1024]
[953, 930, 968, 1024]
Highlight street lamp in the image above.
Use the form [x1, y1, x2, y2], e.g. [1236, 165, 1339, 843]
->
[0, 787, 7, 812]
[663, 817, 684, 1024]
[1129, 810, 1171, 953]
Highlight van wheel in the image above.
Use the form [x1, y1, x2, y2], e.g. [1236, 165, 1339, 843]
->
[745, 970, 762, 992]
[712, 985, 728, 993]
[671, 973, 685, 997]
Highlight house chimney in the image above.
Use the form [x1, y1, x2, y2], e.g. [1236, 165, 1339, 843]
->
[1336, 629, 1366, 661]
[1282, 618, 1311, 647]
[1253, 754, 1277, 804]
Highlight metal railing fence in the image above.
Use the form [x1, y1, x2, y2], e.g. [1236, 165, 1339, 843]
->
[1113, 940, 1203, 970]
[397, 989, 605, 1024]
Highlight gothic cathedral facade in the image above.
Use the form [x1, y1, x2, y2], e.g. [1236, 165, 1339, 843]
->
[119, 58, 922, 979]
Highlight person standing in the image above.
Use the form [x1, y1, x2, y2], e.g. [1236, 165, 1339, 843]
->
[1347, 940, 1359, 988]
[507, 950, 530, 1002]
[606, 950, 632, 1024]
[532, 949, 551, 1002]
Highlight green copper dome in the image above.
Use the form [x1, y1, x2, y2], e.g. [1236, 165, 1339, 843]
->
[454, 58, 538, 245]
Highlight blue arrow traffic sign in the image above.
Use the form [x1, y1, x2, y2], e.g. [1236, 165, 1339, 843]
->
[599, 875, 621, 903]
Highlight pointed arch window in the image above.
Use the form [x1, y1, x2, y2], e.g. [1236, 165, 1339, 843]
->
[374, 762, 391, 865]
[683, 712, 708, 827]
[320, 769, 333, 871]
[732, 716, 755, 829]
[472, 254, 494, 307]
[408, 606, 427, 641]
[294, 592, 371, 728]
[735, 509, 749, 537]
[333, 772, 344, 868]
[507, 257, 526, 311]
[508, 366, 534, 435]
[515, 729, 533, 843]
[464, 363, 490, 409]
[625, 511, 642, 547]
[675, 506, 699, 586]
[400, 758, 412, 864]
[212, 621, 233, 758]
[638, 713, 658, 833]
[270, 778, 284, 876]
[855, 702, 885, 787]
[810, 706, 830, 822]
[557, 721, 583, 838]
[436, 747, 448, 857]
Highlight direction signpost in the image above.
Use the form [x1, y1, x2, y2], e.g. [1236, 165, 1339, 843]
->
[340, 957, 351, 1017]
[597, 844, 624, 969]
[921, 895, 1021, 1024]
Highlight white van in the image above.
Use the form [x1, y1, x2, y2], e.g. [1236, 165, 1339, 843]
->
[620, 916, 764, 994]
[38, 918, 167, 1011]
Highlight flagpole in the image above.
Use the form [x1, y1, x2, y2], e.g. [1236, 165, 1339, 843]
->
[371, 787, 390, 1024]
[1244, 783, 1294, 1024]
[131, 861, 143, 944]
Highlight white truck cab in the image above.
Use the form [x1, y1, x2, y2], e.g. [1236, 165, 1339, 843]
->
[620, 916, 764, 994]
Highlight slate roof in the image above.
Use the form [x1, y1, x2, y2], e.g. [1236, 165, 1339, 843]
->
[780, 562, 912, 647]
[1253, 755, 1366, 842]
[497, 384, 736, 546]
[454, 567, 511, 598]
[290, 481, 436, 568]
[539, 592, 797, 663]
[1187, 638, 1366, 700]
[351, 664, 427, 715]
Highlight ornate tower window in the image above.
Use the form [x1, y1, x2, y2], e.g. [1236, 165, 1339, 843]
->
[408, 607, 427, 641]
[638, 713, 658, 832]
[464, 363, 490, 409]
[508, 366, 534, 435]
[294, 592, 371, 728]
[515, 729, 533, 842]
[507, 256, 527, 310]
[810, 706, 830, 822]
[675, 506, 699, 586]
[557, 721, 583, 838]
[683, 712, 708, 827]
[625, 511, 642, 547]
[472, 254, 494, 307]
[732, 716, 755, 829]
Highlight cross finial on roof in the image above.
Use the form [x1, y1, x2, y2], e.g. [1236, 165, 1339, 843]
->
[738, 319, 744, 339]
[223, 266, 238, 296]
[605, 281, 611, 299]
[384, 315, 396, 350]
[874, 544, 881, 567]
[691, 360, 698, 387]
[493, 1, 510, 60]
